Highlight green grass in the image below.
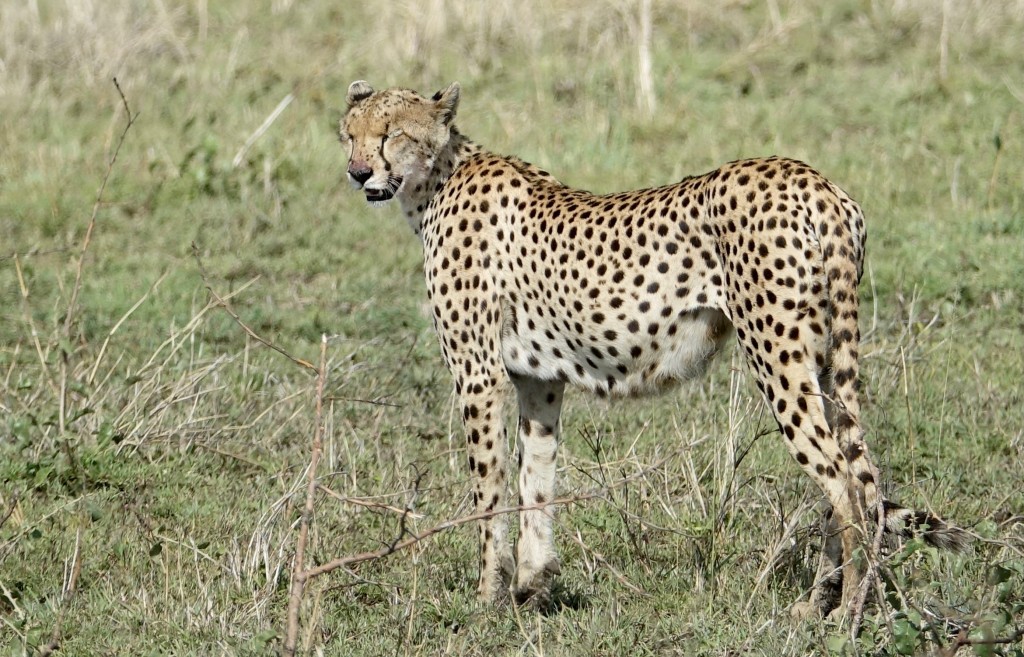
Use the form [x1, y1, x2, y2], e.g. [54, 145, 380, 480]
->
[2, 1, 1023, 654]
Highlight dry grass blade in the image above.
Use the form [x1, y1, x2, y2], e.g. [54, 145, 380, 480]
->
[562, 523, 647, 597]
[37, 527, 83, 657]
[87, 271, 168, 385]
[232, 91, 294, 168]
[747, 496, 813, 608]
[13, 254, 58, 398]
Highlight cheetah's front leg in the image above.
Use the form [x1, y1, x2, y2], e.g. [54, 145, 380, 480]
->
[510, 374, 565, 606]
[457, 381, 515, 603]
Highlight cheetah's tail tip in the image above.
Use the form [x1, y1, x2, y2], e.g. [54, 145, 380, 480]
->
[882, 500, 971, 552]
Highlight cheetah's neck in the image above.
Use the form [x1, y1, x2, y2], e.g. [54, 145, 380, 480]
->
[398, 128, 483, 239]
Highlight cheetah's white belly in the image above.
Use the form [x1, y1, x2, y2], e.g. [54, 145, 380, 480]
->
[502, 306, 732, 397]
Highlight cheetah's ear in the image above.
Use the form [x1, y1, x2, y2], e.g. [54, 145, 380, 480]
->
[347, 80, 374, 106]
[431, 82, 460, 125]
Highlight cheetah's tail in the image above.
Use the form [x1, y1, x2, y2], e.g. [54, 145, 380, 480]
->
[877, 500, 971, 551]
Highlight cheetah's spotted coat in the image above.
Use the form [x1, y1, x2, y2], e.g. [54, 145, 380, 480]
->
[339, 81, 965, 617]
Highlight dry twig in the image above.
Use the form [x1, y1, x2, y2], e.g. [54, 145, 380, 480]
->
[283, 335, 328, 657]
[0, 494, 17, 532]
[304, 495, 600, 580]
[318, 483, 425, 519]
[849, 464, 888, 636]
[302, 459, 667, 581]
[191, 242, 317, 373]
[61, 78, 137, 433]
[938, 626, 1024, 656]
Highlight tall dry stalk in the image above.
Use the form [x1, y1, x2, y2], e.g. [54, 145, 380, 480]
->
[284, 335, 328, 657]
[60, 78, 137, 434]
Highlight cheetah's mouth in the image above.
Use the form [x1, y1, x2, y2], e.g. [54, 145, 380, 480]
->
[364, 188, 394, 202]
[364, 176, 403, 203]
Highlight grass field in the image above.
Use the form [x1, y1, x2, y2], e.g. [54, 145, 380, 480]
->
[2, 0, 1023, 654]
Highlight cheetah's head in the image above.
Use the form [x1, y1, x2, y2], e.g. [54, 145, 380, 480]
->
[339, 80, 460, 206]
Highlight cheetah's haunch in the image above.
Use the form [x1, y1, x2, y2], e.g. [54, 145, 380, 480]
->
[339, 81, 967, 618]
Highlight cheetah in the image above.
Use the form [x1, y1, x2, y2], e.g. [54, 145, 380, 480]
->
[338, 80, 966, 617]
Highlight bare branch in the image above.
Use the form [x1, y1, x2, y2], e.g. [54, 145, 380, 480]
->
[303, 496, 598, 580]
[63, 78, 136, 340]
[284, 335, 328, 657]
[938, 626, 1024, 657]
[302, 459, 667, 581]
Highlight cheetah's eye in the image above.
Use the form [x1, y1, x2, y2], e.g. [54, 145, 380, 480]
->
[386, 128, 404, 141]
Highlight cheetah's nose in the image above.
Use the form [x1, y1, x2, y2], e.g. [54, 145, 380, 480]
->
[348, 165, 372, 186]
